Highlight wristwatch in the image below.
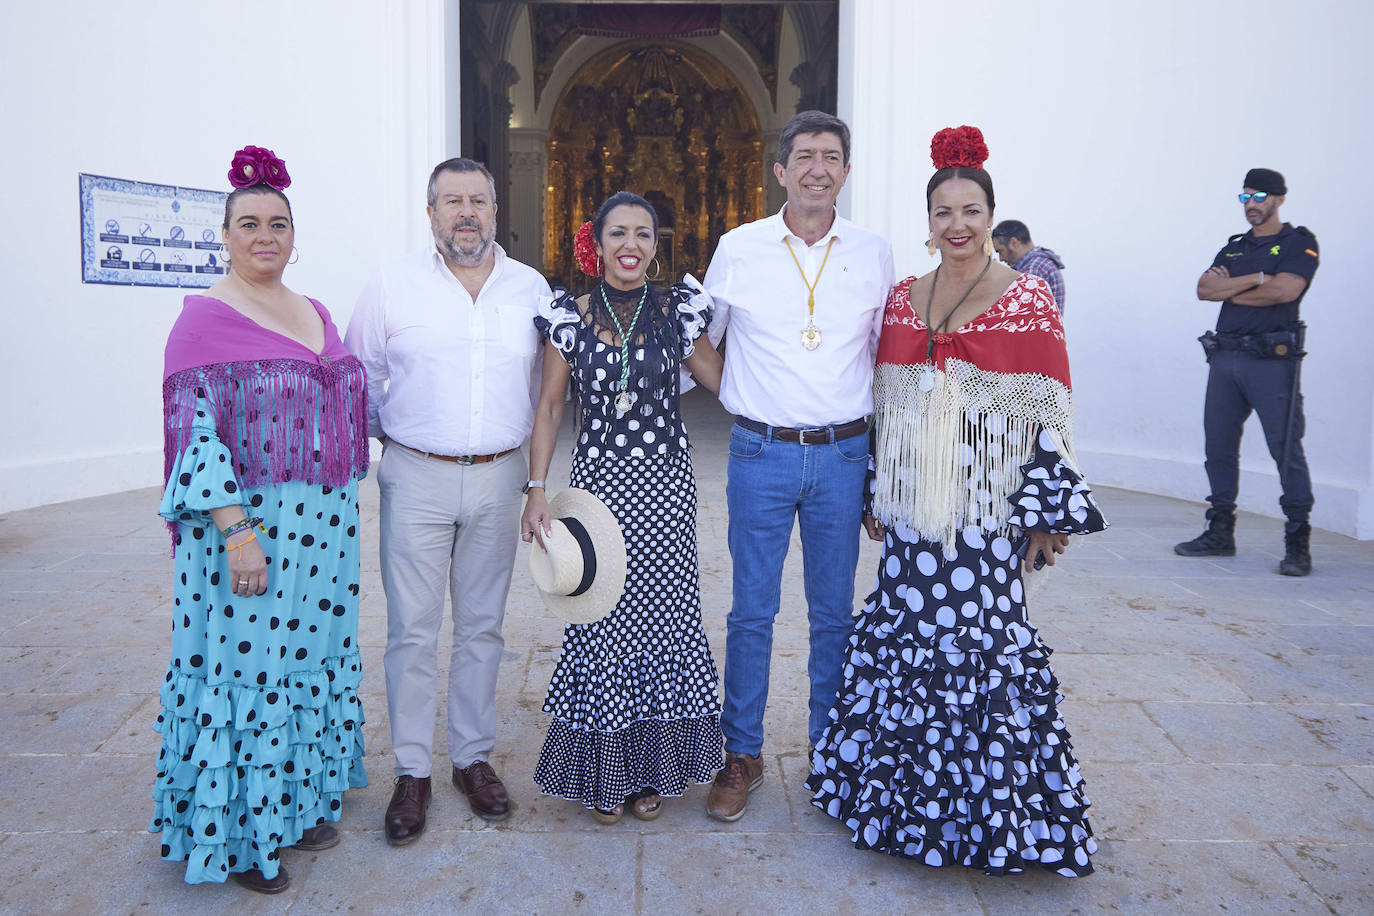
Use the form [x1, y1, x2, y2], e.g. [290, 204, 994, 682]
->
[523, 480, 545, 494]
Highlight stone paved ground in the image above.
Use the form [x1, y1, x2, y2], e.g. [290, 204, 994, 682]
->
[1, 389, 1372, 915]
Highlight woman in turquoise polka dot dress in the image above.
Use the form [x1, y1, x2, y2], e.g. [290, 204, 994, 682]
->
[151, 146, 370, 894]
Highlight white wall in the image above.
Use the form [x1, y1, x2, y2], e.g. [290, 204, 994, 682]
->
[0, 0, 453, 513]
[842, 0, 1374, 537]
[6, 0, 1371, 540]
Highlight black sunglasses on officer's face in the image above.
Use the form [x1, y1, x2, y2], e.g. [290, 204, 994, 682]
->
[1238, 192, 1269, 204]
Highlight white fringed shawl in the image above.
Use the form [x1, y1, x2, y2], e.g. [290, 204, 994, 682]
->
[870, 273, 1078, 545]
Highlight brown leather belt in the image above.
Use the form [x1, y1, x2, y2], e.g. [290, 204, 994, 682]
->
[734, 416, 869, 445]
[391, 441, 518, 465]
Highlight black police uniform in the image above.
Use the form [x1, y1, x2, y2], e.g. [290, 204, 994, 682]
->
[1201, 222, 1319, 531]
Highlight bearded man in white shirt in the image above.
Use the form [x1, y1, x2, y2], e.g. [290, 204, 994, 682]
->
[345, 158, 551, 845]
[702, 111, 894, 823]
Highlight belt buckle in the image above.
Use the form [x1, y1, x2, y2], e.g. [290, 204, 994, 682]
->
[454, 454, 476, 465]
[798, 427, 825, 445]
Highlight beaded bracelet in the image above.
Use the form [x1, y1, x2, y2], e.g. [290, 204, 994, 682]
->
[221, 516, 264, 539]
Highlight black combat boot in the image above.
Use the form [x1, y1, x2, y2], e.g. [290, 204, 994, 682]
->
[1174, 509, 1236, 557]
[1279, 523, 1312, 576]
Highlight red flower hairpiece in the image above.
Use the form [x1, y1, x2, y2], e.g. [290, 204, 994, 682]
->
[573, 220, 601, 276]
[228, 145, 292, 191]
[930, 126, 988, 170]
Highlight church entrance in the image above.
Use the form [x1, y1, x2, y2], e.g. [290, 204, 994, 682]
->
[460, 1, 839, 285]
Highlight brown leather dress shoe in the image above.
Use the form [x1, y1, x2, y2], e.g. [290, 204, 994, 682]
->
[453, 760, 511, 820]
[291, 823, 340, 851]
[385, 775, 432, 846]
[233, 866, 290, 894]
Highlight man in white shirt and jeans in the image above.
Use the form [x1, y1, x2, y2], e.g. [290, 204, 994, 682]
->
[703, 111, 894, 822]
[345, 158, 551, 845]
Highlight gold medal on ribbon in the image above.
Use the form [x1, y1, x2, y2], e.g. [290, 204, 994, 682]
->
[784, 236, 836, 351]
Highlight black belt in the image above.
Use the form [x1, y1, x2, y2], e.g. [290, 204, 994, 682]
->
[1199, 329, 1303, 360]
[735, 416, 869, 445]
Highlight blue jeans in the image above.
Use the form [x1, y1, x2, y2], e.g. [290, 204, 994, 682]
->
[722, 420, 869, 755]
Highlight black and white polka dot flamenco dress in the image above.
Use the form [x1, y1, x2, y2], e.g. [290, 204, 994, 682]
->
[532, 283, 723, 810]
[808, 430, 1106, 877]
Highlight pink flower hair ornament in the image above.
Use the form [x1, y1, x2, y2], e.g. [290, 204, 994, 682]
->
[228, 145, 292, 191]
[573, 220, 602, 276]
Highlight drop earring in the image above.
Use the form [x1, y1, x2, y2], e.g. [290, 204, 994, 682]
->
[983, 229, 995, 257]
[926, 233, 937, 257]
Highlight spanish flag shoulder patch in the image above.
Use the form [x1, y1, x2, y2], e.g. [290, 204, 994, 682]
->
[1305, 248, 1319, 258]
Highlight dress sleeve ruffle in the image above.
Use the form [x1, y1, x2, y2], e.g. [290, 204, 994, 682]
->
[534, 288, 581, 359]
[668, 279, 714, 359]
[159, 395, 245, 524]
[1007, 429, 1107, 535]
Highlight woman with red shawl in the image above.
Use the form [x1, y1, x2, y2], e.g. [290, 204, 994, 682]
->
[807, 128, 1106, 877]
[152, 146, 370, 893]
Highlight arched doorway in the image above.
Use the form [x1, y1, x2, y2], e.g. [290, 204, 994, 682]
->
[544, 42, 762, 287]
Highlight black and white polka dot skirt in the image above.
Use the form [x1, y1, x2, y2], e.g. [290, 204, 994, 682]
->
[534, 449, 723, 809]
[807, 523, 1097, 877]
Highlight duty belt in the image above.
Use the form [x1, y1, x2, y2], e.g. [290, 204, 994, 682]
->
[1199, 328, 1304, 360]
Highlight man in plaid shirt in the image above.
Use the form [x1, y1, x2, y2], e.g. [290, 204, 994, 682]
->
[992, 220, 1066, 314]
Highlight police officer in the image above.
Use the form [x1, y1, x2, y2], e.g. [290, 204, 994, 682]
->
[1175, 168, 1319, 575]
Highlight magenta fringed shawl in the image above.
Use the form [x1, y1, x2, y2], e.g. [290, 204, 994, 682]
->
[161, 295, 370, 506]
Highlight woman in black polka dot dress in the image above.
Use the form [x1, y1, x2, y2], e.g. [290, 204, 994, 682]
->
[808, 128, 1106, 877]
[522, 192, 725, 821]
[153, 148, 370, 893]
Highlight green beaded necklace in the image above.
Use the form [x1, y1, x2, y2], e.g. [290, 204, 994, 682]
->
[601, 281, 649, 415]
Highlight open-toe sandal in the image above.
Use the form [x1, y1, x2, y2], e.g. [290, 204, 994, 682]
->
[629, 789, 663, 821]
[592, 803, 624, 825]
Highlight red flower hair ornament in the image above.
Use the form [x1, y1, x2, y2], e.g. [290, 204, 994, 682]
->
[930, 126, 988, 170]
[573, 220, 602, 276]
[228, 145, 292, 191]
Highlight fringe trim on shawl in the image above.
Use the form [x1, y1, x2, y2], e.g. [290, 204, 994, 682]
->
[871, 358, 1079, 545]
[162, 357, 370, 501]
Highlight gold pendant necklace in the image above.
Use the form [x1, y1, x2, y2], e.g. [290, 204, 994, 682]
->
[784, 236, 836, 350]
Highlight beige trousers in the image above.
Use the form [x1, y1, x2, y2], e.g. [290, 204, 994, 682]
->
[377, 443, 524, 776]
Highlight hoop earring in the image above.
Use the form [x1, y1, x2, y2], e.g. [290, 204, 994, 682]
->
[982, 229, 994, 257]
[926, 233, 937, 257]
[219, 243, 231, 266]
[648, 256, 662, 280]
[288, 246, 299, 265]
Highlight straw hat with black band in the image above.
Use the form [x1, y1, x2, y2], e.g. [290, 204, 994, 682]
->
[528, 488, 626, 625]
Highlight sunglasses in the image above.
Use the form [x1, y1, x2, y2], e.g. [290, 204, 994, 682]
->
[1238, 192, 1270, 204]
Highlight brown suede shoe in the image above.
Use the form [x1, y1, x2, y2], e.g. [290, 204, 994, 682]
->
[706, 751, 764, 822]
[384, 775, 432, 846]
[453, 760, 511, 821]
[291, 823, 340, 851]
[233, 866, 290, 894]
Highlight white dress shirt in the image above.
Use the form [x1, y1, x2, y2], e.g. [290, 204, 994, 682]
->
[344, 244, 551, 455]
[704, 206, 895, 428]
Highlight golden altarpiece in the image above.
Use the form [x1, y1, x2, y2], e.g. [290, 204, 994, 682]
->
[544, 44, 763, 287]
